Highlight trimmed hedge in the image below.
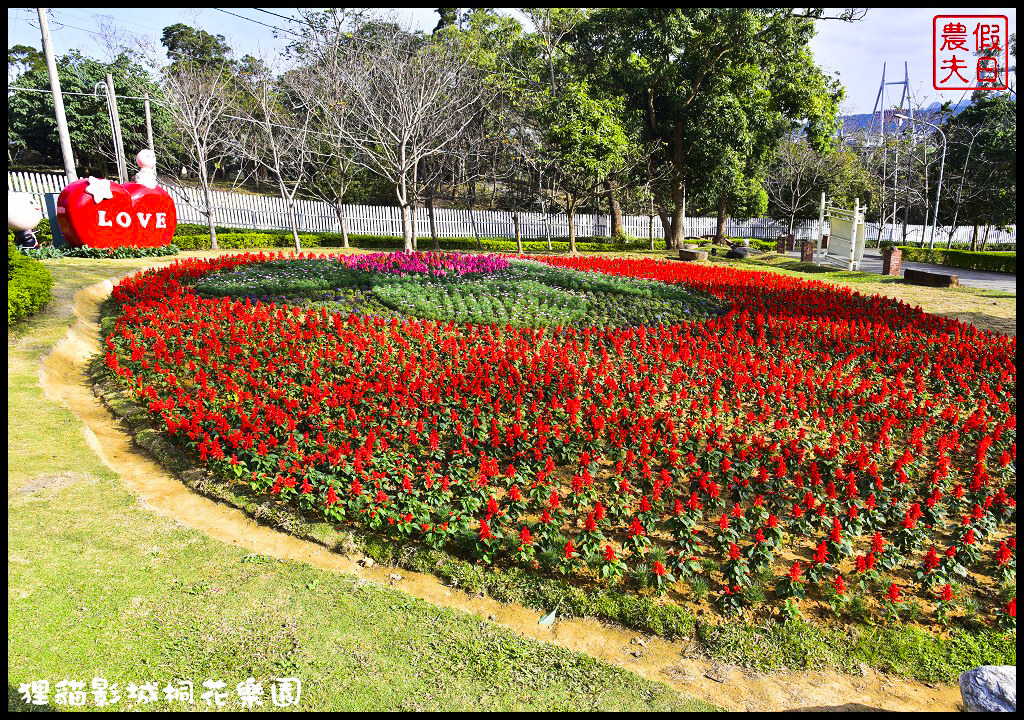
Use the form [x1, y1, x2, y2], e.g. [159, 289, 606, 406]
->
[896, 246, 1016, 274]
[8, 241, 54, 325]
[172, 226, 785, 254]
[172, 230, 668, 254]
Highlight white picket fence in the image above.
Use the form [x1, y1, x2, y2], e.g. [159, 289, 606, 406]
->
[9, 170, 1017, 247]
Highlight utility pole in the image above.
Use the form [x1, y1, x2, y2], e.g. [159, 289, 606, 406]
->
[105, 73, 128, 183]
[143, 94, 154, 152]
[37, 8, 77, 181]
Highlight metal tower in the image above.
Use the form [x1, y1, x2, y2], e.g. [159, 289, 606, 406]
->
[867, 62, 914, 242]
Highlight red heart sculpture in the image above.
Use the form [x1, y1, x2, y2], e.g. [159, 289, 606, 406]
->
[57, 177, 177, 248]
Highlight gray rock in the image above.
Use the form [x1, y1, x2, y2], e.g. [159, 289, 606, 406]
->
[959, 666, 1016, 712]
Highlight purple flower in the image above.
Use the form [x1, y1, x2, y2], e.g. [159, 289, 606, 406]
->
[343, 251, 508, 277]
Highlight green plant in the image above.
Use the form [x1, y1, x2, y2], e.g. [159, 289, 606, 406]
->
[22, 244, 179, 260]
[847, 592, 870, 623]
[8, 241, 54, 325]
[688, 576, 710, 602]
[895, 246, 1016, 274]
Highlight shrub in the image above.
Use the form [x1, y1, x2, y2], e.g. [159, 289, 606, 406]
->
[8, 241, 54, 325]
[896, 246, 1016, 274]
[171, 229, 670, 254]
[20, 244, 179, 260]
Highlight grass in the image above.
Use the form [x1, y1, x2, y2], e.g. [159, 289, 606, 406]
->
[8, 257, 717, 712]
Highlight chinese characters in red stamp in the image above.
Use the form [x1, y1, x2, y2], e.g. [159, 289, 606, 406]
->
[933, 15, 1009, 90]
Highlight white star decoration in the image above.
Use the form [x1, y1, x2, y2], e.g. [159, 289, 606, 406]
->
[84, 176, 114, 204]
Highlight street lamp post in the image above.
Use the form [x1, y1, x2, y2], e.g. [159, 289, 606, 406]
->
[896, 113, 947, 250]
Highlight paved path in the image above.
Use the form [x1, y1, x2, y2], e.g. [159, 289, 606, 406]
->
[788, 248, 1016, 293]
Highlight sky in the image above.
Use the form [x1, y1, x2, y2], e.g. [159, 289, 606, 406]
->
[7, 7, 1017, 114]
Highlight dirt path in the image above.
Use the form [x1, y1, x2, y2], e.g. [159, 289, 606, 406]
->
[37, 275, 963, 712]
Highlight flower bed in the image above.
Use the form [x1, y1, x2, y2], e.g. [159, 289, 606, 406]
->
[102, 251, 1016, 630]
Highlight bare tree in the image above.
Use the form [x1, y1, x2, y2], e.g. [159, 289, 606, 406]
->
[234, 55, 317, 252]
[286, 9, 366, 248]
[765, 139, 830, 237]
[158, 60, 236, 250]
[335, 24, 489, 252]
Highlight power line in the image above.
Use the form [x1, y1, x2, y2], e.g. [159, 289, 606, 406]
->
[8, 84, 348, 143]
[8, 85, 148, 100]
[213, 8, 302, 39]
[252, 8, 303, 25]
[55, 7, 163, 38]
[222, 7, 428, 61]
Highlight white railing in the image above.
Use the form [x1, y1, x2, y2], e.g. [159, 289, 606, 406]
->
[9, 171, 1017, 246]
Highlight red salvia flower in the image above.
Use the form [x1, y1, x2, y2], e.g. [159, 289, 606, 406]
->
[940, 583, 954, 602]
[833, 574, 847, 596]
[548, 489, 561, 510]
[885, 583, 902, 603]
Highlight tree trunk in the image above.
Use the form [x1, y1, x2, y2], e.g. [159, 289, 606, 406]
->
[666, 178, 686, 250]
[715, 193, 728, 244]
[604, 177, 624, 239]
[538, 176, 552, 251]
[336, 161, 349, 248]
[980, 224, 991, 251]
[334, 200, 349, 249]
[284, 194, 301, 253]
[657, 208, 671, 239]
[411, 199, 419, 251]
[649, 214, 655, 251]
[970, 223, 979, 252]
[514, 211, 522, 254]
[400, 203, 414, 253]
[468, 185, 482, 250]
[427, 191, 439, 251]
[201, 175, 218, 251]
[568, 201, 577, 255]
[669, 203, 686, 250]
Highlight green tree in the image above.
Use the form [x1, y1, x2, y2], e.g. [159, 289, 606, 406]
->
[161, 23, 233, 68]
[8, 49, 168, 174]
[507, 8, 639, 253]
[578, 8, 846, 247]
[540, 81, 632, 253]
[8, 44, 45, 82]
[433, 8, 462, 33]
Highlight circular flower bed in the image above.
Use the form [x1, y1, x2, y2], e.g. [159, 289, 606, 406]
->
[104, 251, 1016, 628]
[191, 254, 724, 328]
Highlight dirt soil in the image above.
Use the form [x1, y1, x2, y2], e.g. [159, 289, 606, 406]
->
[33, 269, 968, 712]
